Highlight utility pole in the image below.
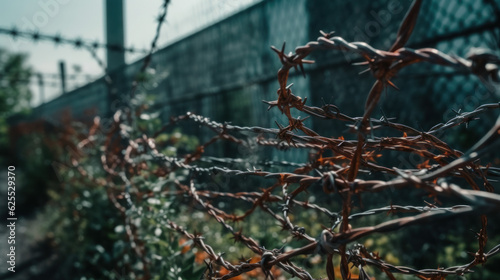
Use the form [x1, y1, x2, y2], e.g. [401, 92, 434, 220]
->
[37, 73, 45, 115]
[59, 61, 67, 94]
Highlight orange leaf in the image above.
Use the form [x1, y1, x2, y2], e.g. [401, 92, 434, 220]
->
[179, 238, 190, 254]
[194, 251, 208, 264]
[271, 266, 282, 277]
[246, 268, 260, 277]
[417, 159, 430, 169]
[249, 256, 261, 263]
[181, 245, 190, 254]
[219, 267, 245, 279]
[219, 267, 229, 276]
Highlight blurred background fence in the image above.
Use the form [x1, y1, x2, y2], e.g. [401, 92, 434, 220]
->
[9, 0, 500, 160]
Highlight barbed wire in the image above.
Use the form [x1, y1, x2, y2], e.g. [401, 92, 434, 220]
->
[0, 27, 148, 54]
[0, 77, 93, 88]
[90, 107, 500, 280]
[0, 71, 96, 80]
[37, 0, 500, 279]
[129, 0, 169, 99]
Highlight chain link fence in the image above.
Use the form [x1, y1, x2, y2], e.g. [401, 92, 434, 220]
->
[18, 0, 497, 164]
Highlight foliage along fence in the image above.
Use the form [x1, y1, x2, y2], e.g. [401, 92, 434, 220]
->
[14, 0, 500, 279]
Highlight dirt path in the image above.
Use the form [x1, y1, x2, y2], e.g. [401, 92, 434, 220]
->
[0, 167, 57, 280]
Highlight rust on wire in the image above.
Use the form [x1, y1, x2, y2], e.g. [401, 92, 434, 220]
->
[47, 0, 500, 279]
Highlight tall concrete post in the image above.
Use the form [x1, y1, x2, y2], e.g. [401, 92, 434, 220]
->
[104, 0, 126, 118]
[105, 0, 125, 73]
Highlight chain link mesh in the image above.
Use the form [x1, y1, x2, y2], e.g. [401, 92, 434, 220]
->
[29, 0, 500, 160]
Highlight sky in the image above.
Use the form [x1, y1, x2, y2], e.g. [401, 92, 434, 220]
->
[0, 0, 259, 106]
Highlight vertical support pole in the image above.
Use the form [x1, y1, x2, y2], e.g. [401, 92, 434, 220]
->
[105, 0, 126, 73]
[104, 0, 126, 117]
[37, 73, 44, 104]
[59, 61, 66, 94]
[37, 73, 44, 117]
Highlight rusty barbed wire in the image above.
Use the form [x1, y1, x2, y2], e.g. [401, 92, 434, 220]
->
[91, 109, 500, 279]
[69, 103, 500, 280]
[0, 26, 149, 74]
[41, 0, 500, 279]
[0, 26, 148, 53]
